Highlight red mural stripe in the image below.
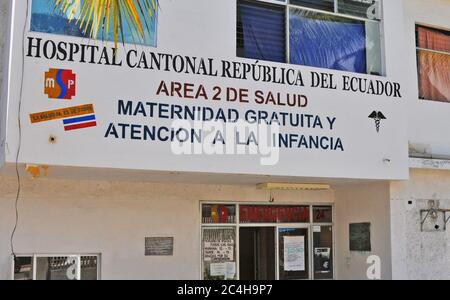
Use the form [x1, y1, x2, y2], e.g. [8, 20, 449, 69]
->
[64, 121, 97, 131]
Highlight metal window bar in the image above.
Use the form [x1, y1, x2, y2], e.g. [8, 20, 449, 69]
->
[12, 254, 100, 280]
[416, 47, 450, 57]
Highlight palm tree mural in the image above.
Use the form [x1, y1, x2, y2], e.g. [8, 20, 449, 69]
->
[49, 0, 157, 48]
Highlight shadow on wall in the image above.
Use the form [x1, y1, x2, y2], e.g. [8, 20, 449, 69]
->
[0, 0, 9, 92]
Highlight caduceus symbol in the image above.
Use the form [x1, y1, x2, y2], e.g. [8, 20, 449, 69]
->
[368, 111, 387, 133]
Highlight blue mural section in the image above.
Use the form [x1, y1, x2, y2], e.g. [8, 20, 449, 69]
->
[289, 9, 367, 74]
[30, 0, 157, 47]
[239, 1, 286, 63]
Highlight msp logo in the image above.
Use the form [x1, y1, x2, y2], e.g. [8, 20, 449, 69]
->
[44, 69, 76, 100]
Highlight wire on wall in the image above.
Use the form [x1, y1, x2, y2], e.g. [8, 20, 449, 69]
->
[10, 0, 30, 263]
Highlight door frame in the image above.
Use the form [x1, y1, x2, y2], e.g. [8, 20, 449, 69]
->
[275, 224, 311, 280]
[238, 226, 277, 280]
[200, 201, 335, 280]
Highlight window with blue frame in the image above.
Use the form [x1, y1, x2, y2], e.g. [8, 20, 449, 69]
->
[237, 0, 383, 76]
[237, 0, 286, 63]
[290, 0, 334, 12]
[290, 9, 367, 74]
[30, 0, 157, 47]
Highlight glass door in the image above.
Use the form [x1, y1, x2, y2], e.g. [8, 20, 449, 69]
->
[313, 225, 333, 279]
[312, 206, 334, 279]
[201, 203, 334, 280]
[239, 227, 276, 280]
[277, 227, 309, 280]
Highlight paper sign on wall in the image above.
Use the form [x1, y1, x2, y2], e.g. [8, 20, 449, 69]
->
[145, 237, 174, 256]
[210, 262, 236, 279]
[225, 262, 236, 279]
[203, 241, 234, 262]
[210, 263, 227, 277]
[283, 236, 305, 271]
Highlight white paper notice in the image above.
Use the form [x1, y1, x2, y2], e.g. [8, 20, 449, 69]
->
[283, 236, 305, 271]
[225, 262, 236, 279]
[210, 263, 227, 276]
[203, 241, 234, 262]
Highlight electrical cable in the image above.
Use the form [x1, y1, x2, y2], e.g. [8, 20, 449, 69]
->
[10, 0, 29, 263]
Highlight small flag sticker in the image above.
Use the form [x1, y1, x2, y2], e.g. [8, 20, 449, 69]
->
[63, 114, 97, 131]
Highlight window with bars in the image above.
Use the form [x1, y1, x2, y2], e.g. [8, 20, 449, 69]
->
[237, 0, 383, 75]
[13, 254, 100, 280]
[416, 25, 450, 103]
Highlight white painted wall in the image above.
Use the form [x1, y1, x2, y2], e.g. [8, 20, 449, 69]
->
[389, 0, 450, 280]
[334, 182, 392, 280]
[2, 0, 409, 180]
[0, 0, 9, 89]
[390, 168, 450, 280]
[0, 0, 7, 91]
[402, 0, 450, 156]
[0, 0, 9, 167]
[0, 0, 449, 281]
[0, 174, 334, 280]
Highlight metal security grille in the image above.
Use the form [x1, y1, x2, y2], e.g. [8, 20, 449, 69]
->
[48, 257, 74, 270]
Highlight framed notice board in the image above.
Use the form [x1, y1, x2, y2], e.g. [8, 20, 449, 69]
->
[145, 237, 174, 256]
[349, 223, 371, 252]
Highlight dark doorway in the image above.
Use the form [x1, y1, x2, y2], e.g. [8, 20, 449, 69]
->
[239, 227, 276, 280]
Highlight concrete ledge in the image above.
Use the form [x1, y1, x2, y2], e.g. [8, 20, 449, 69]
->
[409, 158, 450, 171]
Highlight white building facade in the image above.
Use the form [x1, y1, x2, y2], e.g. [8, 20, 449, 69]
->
[0, 0, 449, 280]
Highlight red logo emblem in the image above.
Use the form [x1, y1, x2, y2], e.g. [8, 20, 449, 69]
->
[44, 69, 76, 100]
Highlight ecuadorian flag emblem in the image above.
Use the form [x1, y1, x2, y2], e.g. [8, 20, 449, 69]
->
[63, 114, 97, 131]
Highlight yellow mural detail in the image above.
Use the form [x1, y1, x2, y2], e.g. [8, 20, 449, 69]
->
[26, 165, 49, 179]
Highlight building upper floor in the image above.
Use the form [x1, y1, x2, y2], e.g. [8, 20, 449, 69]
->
[0, 0, 449, 182]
